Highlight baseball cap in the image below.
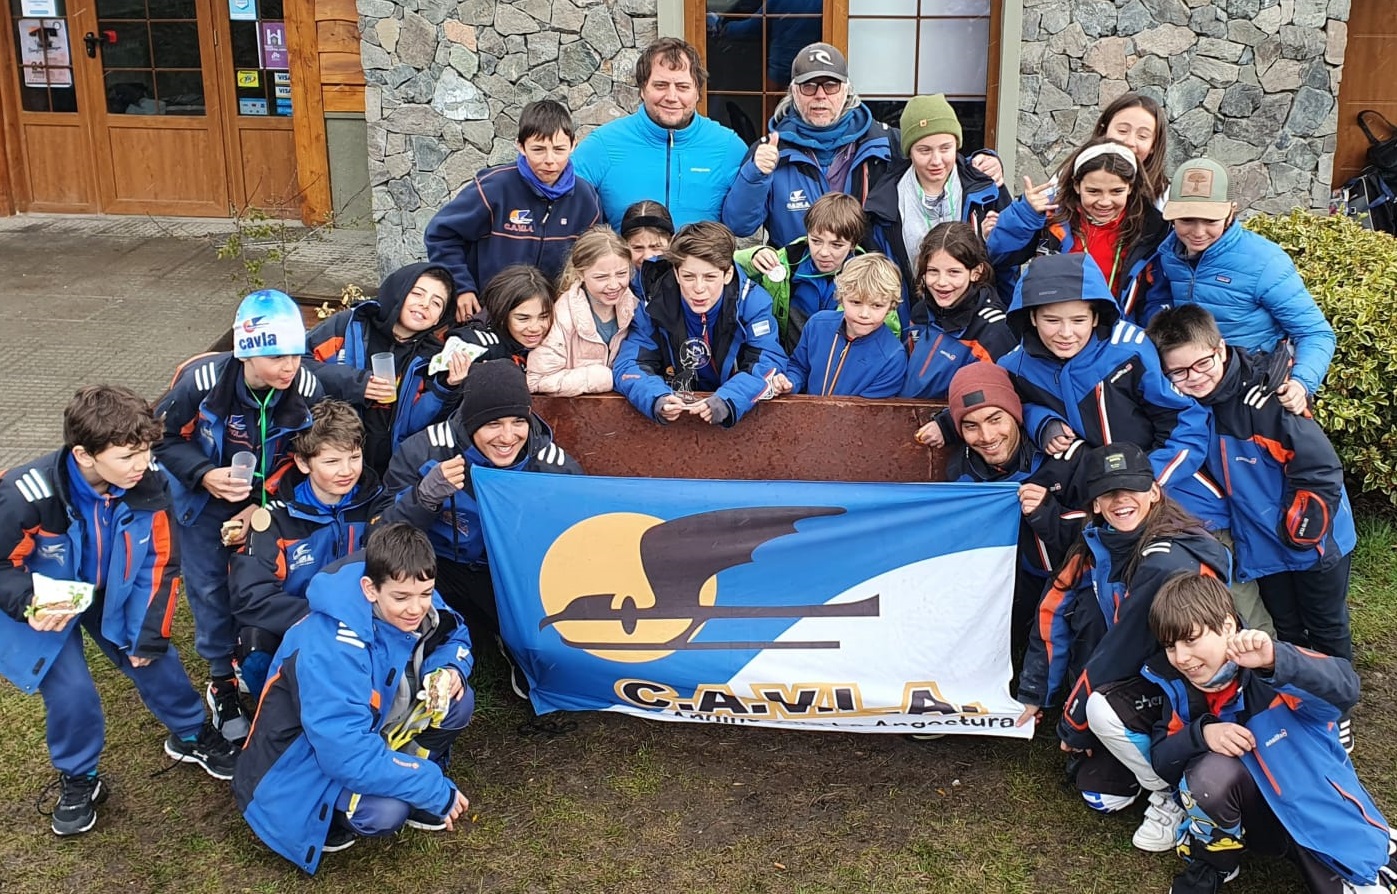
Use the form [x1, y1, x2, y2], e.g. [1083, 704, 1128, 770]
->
[1162, 157, 1233, 221]
[790, 43, 848, 85]
[1083, 443, 1155, 501]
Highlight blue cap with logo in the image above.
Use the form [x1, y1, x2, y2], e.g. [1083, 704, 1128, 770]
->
[233, 289, 306, 359]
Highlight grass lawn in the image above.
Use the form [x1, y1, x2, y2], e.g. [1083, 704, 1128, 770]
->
[1, 516, 1393, 894]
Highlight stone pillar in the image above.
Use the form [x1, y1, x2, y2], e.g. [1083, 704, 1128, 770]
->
[359, 0, 659, 275]
[1016, 0, 1349, 214]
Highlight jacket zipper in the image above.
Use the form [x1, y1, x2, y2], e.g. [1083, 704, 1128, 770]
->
[665, 131, 673, 207]
[536, 200, 555, 267]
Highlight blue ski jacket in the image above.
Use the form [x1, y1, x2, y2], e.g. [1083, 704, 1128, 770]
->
[233, 557, 473, 873]
[0, 451, 180, 693]
[785, 309, 906, 398]
[1144, 643, 1394, 889]
[1143, 221, 1335, 395]
[614, 261, 787, 426]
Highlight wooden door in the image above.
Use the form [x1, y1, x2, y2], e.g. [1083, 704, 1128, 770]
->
[3, 2, 100, 211]
[70, 0, 230, 215]
[1334, 0, 1397, 187]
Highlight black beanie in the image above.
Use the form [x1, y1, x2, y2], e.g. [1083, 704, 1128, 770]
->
[453, 361, 532, 438]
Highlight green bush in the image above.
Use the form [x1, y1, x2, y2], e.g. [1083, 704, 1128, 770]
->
[1243, 210, 1397, 505]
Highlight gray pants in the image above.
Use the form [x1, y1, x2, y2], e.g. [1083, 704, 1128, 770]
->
[1216, 528, 1275, 637]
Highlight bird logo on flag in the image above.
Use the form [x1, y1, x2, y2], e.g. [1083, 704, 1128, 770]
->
[537, 507, 880, 662]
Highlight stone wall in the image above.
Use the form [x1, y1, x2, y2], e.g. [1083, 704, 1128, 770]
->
[1016, 0, 1350, 214]
[359, 0, 658, 273]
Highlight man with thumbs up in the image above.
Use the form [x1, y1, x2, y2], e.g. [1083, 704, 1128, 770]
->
[722, 42, 899, 247]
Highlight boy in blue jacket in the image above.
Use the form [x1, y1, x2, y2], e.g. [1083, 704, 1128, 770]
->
[1142, 574, 1395, 894]
[425, 99, 602, 323]
[1144, 157, 1336, 416]
[233, 523, 475, 873]
[1149, 305, 1356, 748]
[306, 263, 471, 476]
[228, 400, 391, 698]
[614, 221, 788, 427]
[155, 289, 327, 745]
[1, 386, 237, 837]
[997, 253, 1212, 515]
[773, 253, 907, 398]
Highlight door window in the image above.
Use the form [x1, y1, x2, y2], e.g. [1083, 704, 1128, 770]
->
[688, 1, 996, 152]
[11, 1, 76, 112]
[228, 0, 290, 117]
[703, 0, 825, 145]
[848, 0, 992, 150]
[96, 0, 205, 114]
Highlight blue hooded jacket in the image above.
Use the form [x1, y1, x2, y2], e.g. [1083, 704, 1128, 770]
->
[1143, 221, 1335, 395]
[305, 262, 458, 472]
[997, 254, 1210, 500]
[572, 108, 747, 228]
[233, 557, 473, 873]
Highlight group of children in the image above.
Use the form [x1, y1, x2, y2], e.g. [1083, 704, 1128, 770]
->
[1, 82, 1391, 892]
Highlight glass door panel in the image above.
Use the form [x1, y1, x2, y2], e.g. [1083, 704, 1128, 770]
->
[96, 0, 204, 114]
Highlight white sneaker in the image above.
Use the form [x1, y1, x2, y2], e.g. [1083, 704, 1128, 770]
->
[1134, 789, 1186, 852]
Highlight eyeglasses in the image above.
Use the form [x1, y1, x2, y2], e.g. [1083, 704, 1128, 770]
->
[1164, 349, 1220, 383]
[797, 79, 844, 97]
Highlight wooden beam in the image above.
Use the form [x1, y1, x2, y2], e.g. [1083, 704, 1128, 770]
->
[0, 3, 24, 214]
[322, 84, 366, 114]
[984, 0, 1002, 148]
[827, 0, 848, 52]
[286, 0, 333, 225]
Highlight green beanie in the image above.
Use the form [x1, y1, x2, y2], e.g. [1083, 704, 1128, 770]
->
[900, 94, 962, 156]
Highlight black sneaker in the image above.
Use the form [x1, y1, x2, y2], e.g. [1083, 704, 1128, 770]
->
[322, 825, 357, 853]
[48, 773, 107, 837]
[405, 807, 447, 831]
[1338, 716, 1354, 755]
[164, 721, 240, 780]
[1170, 861, 1240, 894]
[206, 678, 251, 745]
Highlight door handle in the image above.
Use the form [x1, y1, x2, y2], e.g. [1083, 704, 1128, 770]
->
[83, 30, 116, 58]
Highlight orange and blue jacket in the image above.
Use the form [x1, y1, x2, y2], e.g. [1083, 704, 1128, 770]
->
[1017, 522, 1229, 746]
[1198, 345, 1355, 580]
[0, 450, 180, 693]
[1144, 643, 1394, 888]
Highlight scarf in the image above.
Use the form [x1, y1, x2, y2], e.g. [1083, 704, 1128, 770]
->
[898, 165, 961, 265]
[776, 104, 874, 173]
[516, 155, 576, 201]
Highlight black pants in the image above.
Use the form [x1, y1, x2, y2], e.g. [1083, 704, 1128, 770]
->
[1181, 752, 1347, 892]
[433, 559, 500, 643]
[1257, 553, 1352, 661]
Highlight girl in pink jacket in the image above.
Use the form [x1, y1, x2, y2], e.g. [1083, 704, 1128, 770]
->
[527, 226, 639, 396]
